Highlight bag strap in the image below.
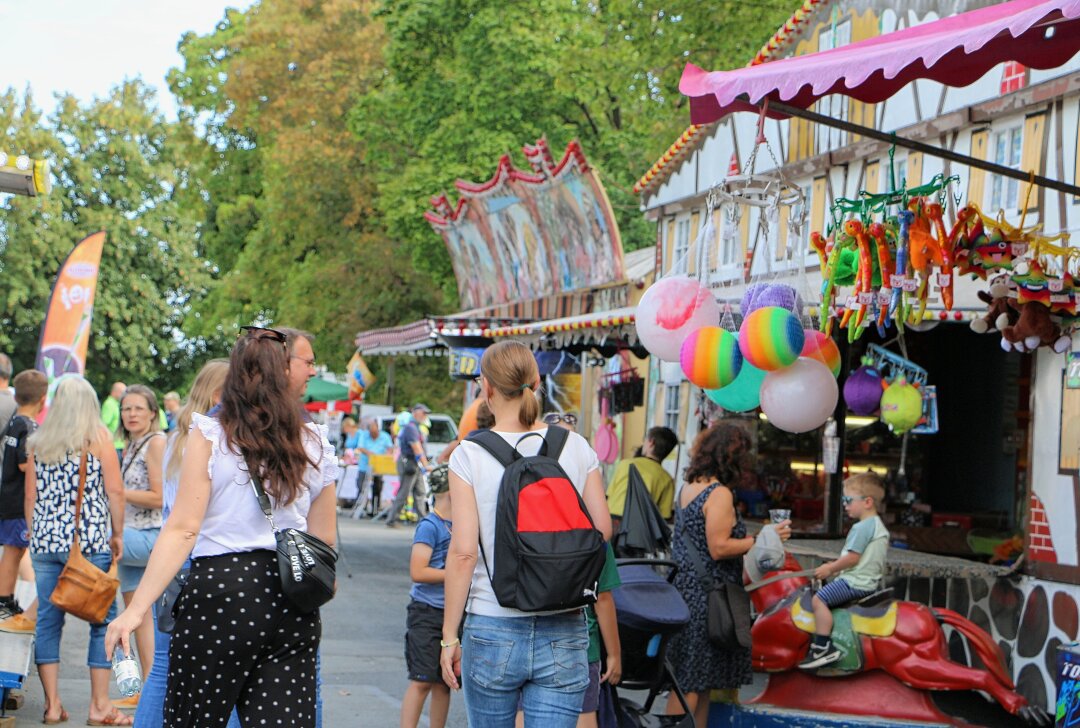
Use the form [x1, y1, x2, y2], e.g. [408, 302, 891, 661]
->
[541, 425, 569, 462]
[677, 483, 722, 591]
[466, 430, 519, 467]
[246, 462, 280, 534]
[70, 450, 87, 555]
[121, 433, 157, 478]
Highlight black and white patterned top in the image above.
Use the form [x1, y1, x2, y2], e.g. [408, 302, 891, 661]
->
[122, 432, 165, 530]
[31, 453, 111, 555]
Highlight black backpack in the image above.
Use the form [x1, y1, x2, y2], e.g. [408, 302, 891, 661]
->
[468, 427, 607, 612]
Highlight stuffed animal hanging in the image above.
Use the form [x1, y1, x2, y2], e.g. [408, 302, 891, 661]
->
[971, 275, 1017, 335]
[1000, 300, 1071, 353]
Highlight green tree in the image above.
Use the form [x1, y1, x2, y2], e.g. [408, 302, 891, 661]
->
[350, 0, 794, 302]
[0, 83, 208, 394]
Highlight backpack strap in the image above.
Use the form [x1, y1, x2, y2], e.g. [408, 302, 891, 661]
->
[465, 430, 519, 467]
[541, 425, 569, 462]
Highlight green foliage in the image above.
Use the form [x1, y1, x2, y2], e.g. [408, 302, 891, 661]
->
[350, 0, 795, 301]
[0, 83, 207, 394]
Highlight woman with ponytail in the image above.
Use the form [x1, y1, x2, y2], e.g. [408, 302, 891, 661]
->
[107, 327, 337, 727]
[440, 341, 611, 727]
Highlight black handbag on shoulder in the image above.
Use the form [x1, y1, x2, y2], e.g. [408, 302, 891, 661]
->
[250, 468, 338, 613]
[681, 514, 753, 650]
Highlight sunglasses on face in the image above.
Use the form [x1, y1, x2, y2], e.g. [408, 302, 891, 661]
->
[240, 325, 287, 346]
[841, 495, 869, 506]
[543, 413, 578, 426]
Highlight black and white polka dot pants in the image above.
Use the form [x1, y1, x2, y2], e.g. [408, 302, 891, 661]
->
[164, 550, 320, 727]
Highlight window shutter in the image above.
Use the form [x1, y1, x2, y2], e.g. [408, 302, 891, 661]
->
[810, 176, 829, 236]
[968, 130, 990, 205]
[1020, 111, 1048, 211]
[687, 212, 701, 274]
[864, 162, 880, 195]
[906, 153, 924, 188]
[664, 217, 676, 273]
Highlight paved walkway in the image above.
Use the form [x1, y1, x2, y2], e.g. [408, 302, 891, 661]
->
[5, 517, 467, 726]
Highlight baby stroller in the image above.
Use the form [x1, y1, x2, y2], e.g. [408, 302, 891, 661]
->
[610, 559, 693, 728]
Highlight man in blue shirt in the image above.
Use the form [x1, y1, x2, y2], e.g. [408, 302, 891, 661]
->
[355, 418, 393, 517]
[386, 404, 432, 527]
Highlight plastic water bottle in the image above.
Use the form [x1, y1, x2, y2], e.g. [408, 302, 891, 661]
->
[112, 648, 142, 697]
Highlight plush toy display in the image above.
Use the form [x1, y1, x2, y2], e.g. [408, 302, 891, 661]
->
[970, 275, 1017, 335]
[1000, 300, 1071, 353]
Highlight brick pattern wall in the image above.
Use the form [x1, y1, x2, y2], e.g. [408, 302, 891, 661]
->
[1028, 493, 1059, 564]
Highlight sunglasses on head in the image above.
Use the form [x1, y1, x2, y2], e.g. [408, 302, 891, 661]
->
[543, 412, 578, 426]
[240, 325, 287, 346]
[841, 494, 869, 506]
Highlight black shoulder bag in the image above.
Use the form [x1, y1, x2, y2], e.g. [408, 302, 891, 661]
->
[680, 494, 753, 650]
[250, 468, 338, 613]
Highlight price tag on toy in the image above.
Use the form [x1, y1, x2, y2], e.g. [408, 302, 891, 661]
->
[890, 274, 905, 289]
[937, 274, 951, 288]
[858, 292, 874, 305]
[1049, 279, 1065, 293]
[878, 291, 891, 306]
[902, 278, 919, 292]
[1051, 294, 1071, 304]
[846, 295, 859, 310]
[1010, 243, 1028, 257]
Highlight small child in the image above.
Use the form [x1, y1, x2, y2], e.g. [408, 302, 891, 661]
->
[400, 465, 452, 728]
[799, 472, 889, 670]
[0, 370, 48, 631]
[579, 543, 622, 727]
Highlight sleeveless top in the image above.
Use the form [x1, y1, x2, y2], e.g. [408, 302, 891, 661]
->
[31, 453, 111, 554]
[122, 432, 166, 530]
[673, 482, 747, 587]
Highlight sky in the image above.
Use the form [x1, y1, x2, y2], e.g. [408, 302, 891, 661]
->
[0, 0, 254, 119]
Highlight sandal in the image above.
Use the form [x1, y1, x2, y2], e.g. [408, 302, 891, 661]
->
[86, 709, 133, 726]
[43, 707, 69, 724]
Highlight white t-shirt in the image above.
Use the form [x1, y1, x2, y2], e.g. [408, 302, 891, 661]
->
[449, 426, 600, 618]
[190, 413, 338, 558]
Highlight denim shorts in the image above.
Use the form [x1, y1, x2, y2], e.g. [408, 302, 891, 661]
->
[0, 518, 29, 548]
[119, 526, 160, 593]
[462, 611, 589, 727]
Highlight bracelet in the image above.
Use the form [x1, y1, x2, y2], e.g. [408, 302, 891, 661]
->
[440, 638, 460, 649]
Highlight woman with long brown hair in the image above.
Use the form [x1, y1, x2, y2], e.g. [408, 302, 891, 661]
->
[664, 423, 791, 726]
[106, 328, 338, 727]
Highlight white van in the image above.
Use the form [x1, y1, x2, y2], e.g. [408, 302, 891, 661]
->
[375, 413, 458, 462]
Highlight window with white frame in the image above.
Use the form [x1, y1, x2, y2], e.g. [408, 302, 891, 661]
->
[672, 217, 691, 274]
[990, 126, 1023, 211]
[664, 384, 681, 431]
[816, 21, 852, 152]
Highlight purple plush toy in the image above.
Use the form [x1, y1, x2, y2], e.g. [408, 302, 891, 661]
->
[741, 283, 804, 317]
[843, 358, 884, 416]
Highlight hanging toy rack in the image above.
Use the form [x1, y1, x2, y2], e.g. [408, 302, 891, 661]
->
[865, 343, 928, 386]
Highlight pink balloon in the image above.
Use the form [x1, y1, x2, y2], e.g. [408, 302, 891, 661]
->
[635, 276, 720, 361]
[760, 358, 838, 433]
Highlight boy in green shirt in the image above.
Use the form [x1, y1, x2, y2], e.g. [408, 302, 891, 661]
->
[799, 473, 889, 670]
[580, 544, 622, 726]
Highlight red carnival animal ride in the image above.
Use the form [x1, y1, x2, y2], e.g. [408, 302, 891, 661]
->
[745, 557, 1051, 726]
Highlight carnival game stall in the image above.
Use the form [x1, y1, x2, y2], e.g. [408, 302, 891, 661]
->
[633, 0, 1080, 722]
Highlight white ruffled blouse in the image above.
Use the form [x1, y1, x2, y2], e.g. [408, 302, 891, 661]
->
[189, 413, 338, 559]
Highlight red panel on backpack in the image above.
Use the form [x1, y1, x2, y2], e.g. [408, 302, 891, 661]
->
[517, 477, 592, 532]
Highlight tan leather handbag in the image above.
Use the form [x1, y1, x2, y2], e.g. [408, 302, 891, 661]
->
[49, 451, 119, 624]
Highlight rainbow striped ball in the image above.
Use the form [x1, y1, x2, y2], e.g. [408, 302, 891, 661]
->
[801, 329, 842, 377]
[738, 307, 805, 371]
[680, 327, 743, 390]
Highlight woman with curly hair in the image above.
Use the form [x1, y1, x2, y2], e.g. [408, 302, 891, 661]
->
[665, 423, 790, 726]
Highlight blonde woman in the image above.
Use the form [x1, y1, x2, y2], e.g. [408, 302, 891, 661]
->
[25, 376, 131, 726]
[133, 361, 236, 728]
[116, 384, 166, 696]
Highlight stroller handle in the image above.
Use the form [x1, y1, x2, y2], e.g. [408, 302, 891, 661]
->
[615, 558, 679, 583]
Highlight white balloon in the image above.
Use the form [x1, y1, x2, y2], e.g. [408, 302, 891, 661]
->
[635, 276, 720, 361]
[760, 357, 838, 433]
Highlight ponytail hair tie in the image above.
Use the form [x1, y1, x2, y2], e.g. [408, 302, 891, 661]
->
[519, 383, 532, 392]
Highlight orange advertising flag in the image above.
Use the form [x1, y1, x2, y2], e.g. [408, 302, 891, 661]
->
[35, 231, 106, 378]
